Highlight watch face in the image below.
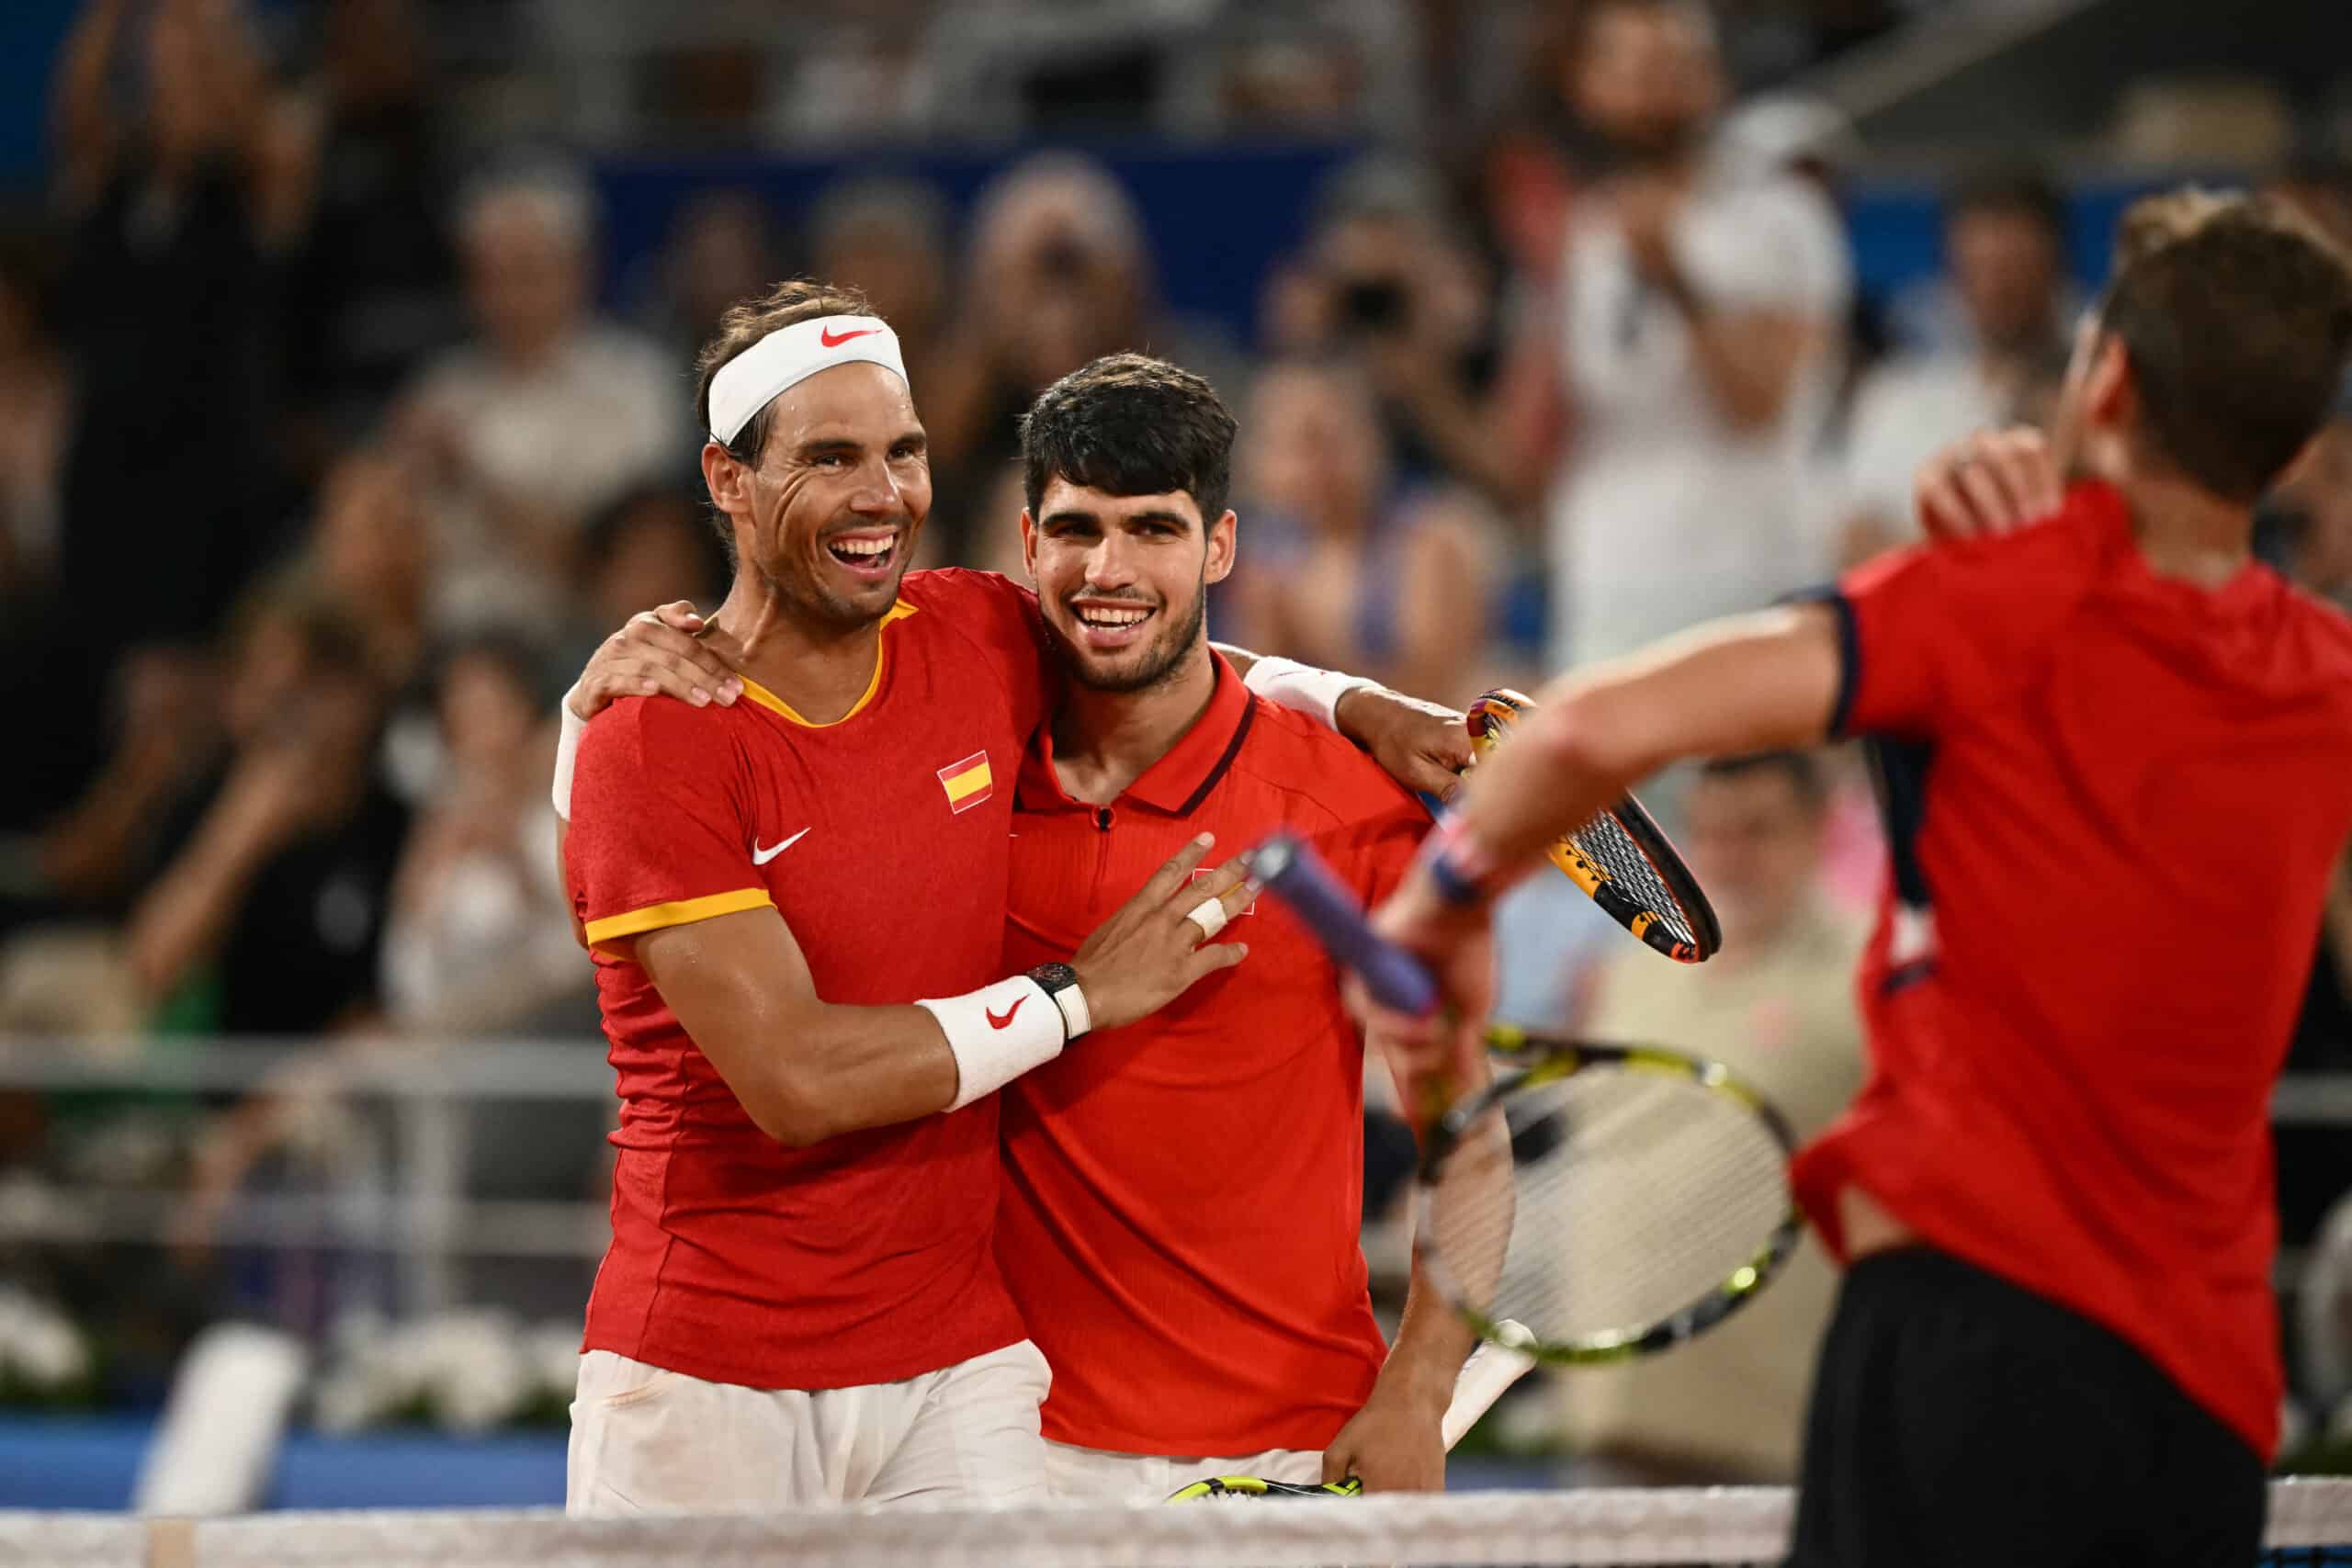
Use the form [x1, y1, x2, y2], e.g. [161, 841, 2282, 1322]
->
[1031, 963, 1078, 992]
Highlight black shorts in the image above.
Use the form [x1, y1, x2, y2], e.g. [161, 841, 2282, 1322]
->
[1787, 1247, 2266, 1568]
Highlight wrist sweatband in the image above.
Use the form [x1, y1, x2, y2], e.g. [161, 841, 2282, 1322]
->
[552, 688, 586, 819]
[1243, 656, 1378, 733]
[917, 975, 1073, 1111]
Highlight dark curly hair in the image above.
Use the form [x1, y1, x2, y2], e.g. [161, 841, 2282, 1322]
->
[1018, 353, 1237, 527]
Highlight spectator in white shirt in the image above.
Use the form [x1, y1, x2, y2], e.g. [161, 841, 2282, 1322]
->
[392, 166, 685, 637]
[1837, 169, 2072, 565]
[1502, 0, 1853, 673]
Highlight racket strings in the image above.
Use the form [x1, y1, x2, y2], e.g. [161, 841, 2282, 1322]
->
[1569, 815, 1700, 947]
[1467, 691, 1712, 958]
[1426, 1071, 1790, 1346]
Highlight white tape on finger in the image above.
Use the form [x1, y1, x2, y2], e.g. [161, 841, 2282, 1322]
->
[1183, 897, 1230, 941]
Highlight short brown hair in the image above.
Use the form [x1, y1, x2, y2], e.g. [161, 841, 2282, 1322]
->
[693, 278, 876, 467]
[2096, 190, 2352, 501]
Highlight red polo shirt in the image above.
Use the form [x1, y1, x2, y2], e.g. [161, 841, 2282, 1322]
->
[998, 655, 1431, 1455]
[565, 570, 1044, 1392]
[1796, 483, 2352, 1458]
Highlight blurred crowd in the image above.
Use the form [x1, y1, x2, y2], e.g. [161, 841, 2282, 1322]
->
[0, 0, 2349, 1477]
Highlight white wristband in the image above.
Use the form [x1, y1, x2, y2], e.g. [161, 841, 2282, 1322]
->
[918, 976, 1069, 1111]
[1243, 655, 1377, 733]
[552, 687, 587, 820]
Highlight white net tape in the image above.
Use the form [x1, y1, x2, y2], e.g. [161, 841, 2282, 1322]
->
[0, 1512, 146, 1567]
[2, 1483, 2347, 1568]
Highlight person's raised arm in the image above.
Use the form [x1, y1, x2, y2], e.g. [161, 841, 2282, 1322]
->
[1367, 605, 1843, 1088]
[1434, 605, 1842, 883]
[1365, 492, 2085, 1076]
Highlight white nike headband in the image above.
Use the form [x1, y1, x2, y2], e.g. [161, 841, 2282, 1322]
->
[707, 314, 910, 446]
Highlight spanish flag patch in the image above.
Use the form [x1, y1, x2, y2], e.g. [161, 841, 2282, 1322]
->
[937, 750, 993, 815]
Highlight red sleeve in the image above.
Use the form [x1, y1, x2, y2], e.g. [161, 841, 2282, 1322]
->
[1829, 498, 2109, 739]
[907, 569, 1055, 741]
[1346, 800, 1434, 908]
[569, 698, 773, 957]
[1319, 780, 1433, 1109]
[1312, 764, 1434, 908]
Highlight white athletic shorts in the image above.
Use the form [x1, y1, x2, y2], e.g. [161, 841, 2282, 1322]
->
[1044, 1438, 1323, 1503]
[566, 1338, 1052, 1514]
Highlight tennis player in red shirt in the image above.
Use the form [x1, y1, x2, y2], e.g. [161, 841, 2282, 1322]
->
[992, 355, 1477, 1500]
[1363, 191, 2352, 1566]
[560, 281, 1267, 1514]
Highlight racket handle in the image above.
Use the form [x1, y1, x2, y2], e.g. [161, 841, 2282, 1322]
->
[1441, 1329, 1539, 1450]
[1250, 832, 1438, 1016]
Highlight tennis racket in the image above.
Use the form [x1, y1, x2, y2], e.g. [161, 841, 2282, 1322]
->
[1166, 1477, 1362, 1500]
[1250, 831, 1802, 1366]
[1165, 1330, 1539, 1501]
[1464, 690, 1721, 964]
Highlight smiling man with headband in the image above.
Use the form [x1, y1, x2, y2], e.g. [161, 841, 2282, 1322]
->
[560, 281, 1264, 1514]
[704, 312, 907, 447]
[556, 282, 1469, 1515]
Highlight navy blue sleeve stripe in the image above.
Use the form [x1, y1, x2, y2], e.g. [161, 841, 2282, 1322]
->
[1779, 585, 1861, 740]
[1870, 736, 1938, 909]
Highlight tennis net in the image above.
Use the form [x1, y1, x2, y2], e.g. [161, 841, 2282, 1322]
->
[7, 1481, 2347, 1567]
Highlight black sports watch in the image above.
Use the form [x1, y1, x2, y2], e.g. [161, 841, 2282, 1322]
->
[1026, 962, 1091, 1043]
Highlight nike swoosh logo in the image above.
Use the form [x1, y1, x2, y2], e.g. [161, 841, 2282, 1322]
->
[986, 997, 1025, 1030]
[752, 827, 810, 865]
[820, 326, 880, 348]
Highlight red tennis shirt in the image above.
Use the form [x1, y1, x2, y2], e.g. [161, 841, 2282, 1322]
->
[1795, 481, 2352, 1458]
[999, 653, 1430, 1456]
[565, 570, 1047, 1391]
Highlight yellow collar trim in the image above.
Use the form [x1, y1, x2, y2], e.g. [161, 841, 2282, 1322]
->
[736, 599, 920, 728]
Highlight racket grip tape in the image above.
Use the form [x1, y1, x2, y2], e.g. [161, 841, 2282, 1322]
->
[1442, 1330, 1539, 1450]
[1249, 833, 1438, 1017]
